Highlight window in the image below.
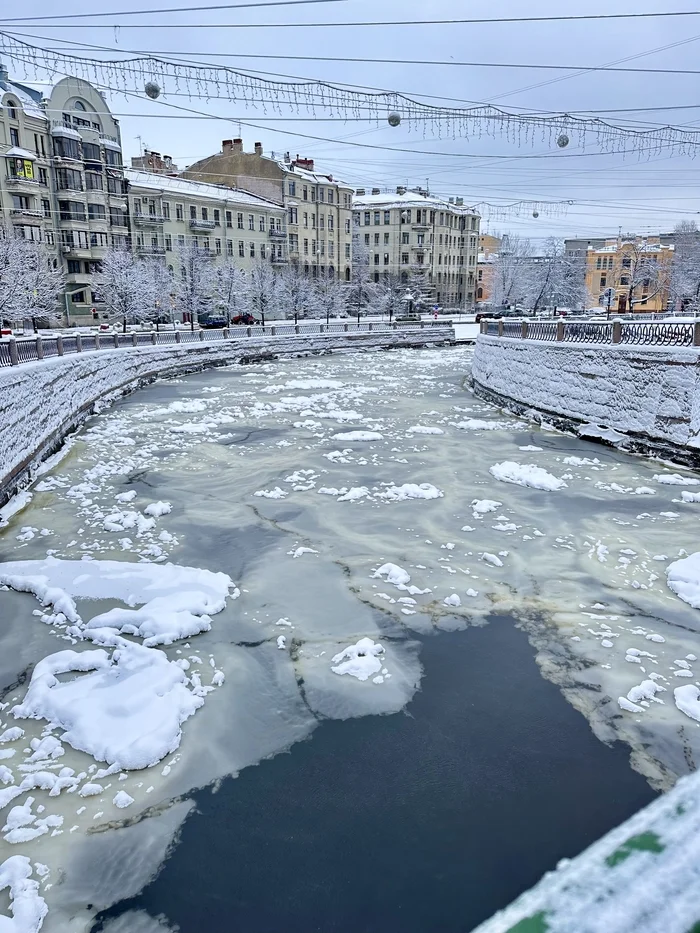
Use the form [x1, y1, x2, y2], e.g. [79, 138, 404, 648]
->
[227, 240, 233, 256]
[312, 239, 317, 254]
[303, 186, 308, 201]
[402, 253, 409, 265]
[190, 205, 197, 220]
[104, 148, 121, 167]
[249, 242, 255, 257]
[384, 233, 389, 245]
[259, 215, 266, 232]
[261, 243, 267, 259]
[38, 167, 48, 186]
[402, 232, 409, 245]
[304, 238, 309, 255]
[203, 237, 210, 251]
[311, 188, 316, 202]
[56, 168, 83, 191]
[110, 206, 125, 226]
[215, 238, 222, 255]
[364, 211, 370, 226]
[176, 203, 184, 221]
[67, 260, 81, 274]
[239, 240, 245, 257]
[106, 175, 124, 195]
[163, 202, 170, 220]
[328, 190, 334, 204]
[289, 233, 299, 252]
[82, 142, 101, 162]
[53, 135, 79, 160]
[214, 208, 220, 225]
[374, 233, 380, 245]
[364, 234, 370, 246]
[320, 215, 325, 231]
[226, 211, 232, 228]
[85, 172, 103, 190]
[319, 188, 324, 202]
[327, 215, 334, 232]
[192, 236, 199, 248]
[622, 257, 631, 269]
[600, 276, 607, 287]
[10, 127, 19, 147]
[42, 199, 50, 218]
[289, 181, 296, 196]
[416, 253, 424, 265]
[320, 240, 325, 256]
[384, 253, 389, 266]
[88, 203, 106, 220]
[59, 200, 86, 221]
[165, 234, 172, 251]
[311, 215, 317, 230]
[373, 211, 380, 226]
[202, 207, 209, 221]
[477, 269, 483, 281]
[237, 212, 244, 229]
[596, 258, 602, 270]
[345, 219, 351, 234]
[620, 276, 629, 285]
[345, 243, 351, 259]
[90, 232, 108, 247]
[7, 99, 18, 120]
[178, 234, 186, 247]
[70, 291, 86, 304]
[248, 214, 255, 230]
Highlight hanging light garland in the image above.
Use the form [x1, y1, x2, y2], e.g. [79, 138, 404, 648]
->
[470, 200, 574, 221]
[1, 32, 699, 160]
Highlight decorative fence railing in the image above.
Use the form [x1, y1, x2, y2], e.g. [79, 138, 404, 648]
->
[480, 319, 700, 347]
[0, 321, 446, 369]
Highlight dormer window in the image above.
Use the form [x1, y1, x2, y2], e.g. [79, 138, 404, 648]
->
[6, 99, 18, 120]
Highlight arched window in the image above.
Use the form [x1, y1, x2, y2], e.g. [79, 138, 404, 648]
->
[477, 287, 483, 300]
[345, 267, 351, 281]
[74, 100, 87, 111]
[6, 99, 18, 120]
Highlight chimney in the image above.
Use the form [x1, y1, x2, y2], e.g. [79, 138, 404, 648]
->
[292, 157, 315, 171]
[222, 138, 243, 153]
[456, 197, 463, 206]
[371, 187, 380, 195]
[254, 141, 263, 156]
[355, 188, 365, 196]
[396, 186, 406, 195]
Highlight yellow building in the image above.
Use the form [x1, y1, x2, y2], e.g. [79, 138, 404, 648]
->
[476, 236, 500, 305]
[584, 237, 674, 313]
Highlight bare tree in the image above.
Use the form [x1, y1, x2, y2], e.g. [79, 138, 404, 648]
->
[670, 221, 700, 314]
[211, 262, 250, 324]
[491, 234, 532, 308]
[247, 260, 279, 321]
[175, 241, 214, 329]
[378, 275, 406, 321]
[524, 238, 586, 313]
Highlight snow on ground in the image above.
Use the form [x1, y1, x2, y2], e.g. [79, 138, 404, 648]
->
[4, 343, 700, 928]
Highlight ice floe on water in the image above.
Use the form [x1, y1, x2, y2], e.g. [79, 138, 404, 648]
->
[6, 343, 700, 928]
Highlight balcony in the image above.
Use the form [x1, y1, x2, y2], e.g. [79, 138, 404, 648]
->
[136, 245, 166, 256]
[6, 175, 40, 189]
[189, 218, 216, 230]
[11, 208, 43, 219]
[271, 255, 288, 264]
[133, 212, 165, 226]
[412, 223, 430, 232]
[269, 228, 286, 239]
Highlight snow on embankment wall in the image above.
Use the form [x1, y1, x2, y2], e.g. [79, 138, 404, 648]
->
[472, 334, 700, 463]
[0, 327, 453, 506]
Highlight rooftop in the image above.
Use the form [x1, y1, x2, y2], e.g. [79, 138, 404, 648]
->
[125, 169, 286, 210]
[353, 190, 478, 215]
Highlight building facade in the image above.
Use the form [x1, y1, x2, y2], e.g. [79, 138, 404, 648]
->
[352, 187, 480, 309]
[583, 237, 675, 313]
[181, 139, 354, 281]
[126, 169, 286, 277]
[476, 235, 500, 305]
[1, 66, 127, 324]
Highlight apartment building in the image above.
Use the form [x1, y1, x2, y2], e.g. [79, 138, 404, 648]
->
[181, 139, 354, 280]
[476, 235, 501, 304]
[1, 66, 127, 324]
[352, 188, 480, 309]
[126, 169, 287, 275]
[584, 236, 675, 313]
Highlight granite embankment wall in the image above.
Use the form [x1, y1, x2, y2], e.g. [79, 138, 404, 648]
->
[0, 327, 453, 506]
[471, 334, 700, 465]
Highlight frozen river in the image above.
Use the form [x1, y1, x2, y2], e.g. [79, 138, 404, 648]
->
[1, 344, 700, 932]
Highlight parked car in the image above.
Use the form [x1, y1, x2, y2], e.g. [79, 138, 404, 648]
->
[200, 317, 228, 329]
[232, 313, 260, 325]
[475, 310, 503, 323]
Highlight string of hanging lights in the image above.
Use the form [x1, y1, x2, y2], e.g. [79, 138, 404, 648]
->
[469, 200, 575, 221]
[1, 32, 699, 159]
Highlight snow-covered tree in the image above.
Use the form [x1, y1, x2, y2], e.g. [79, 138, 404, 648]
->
[347, 238, 381, 317]
[611, 239, 671, 312]
[140, 259, 175, 327]
[175, 241, 214, 327]
[0, 226, 63, 326]
[313, 271, 346, 321]
[524, 238, 586, 312]
[247, 260, 280, 321]
[97, 248, 147, 329]
[211, 261, 250, 323]
[378, 275, 405, 320]
[491, 234, 532, 308]
[277, 264, 312, 320]
[670, 221, 700, 313]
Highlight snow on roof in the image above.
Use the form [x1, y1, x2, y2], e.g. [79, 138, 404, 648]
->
[277, 161, 351, 188]
[125, 169, 285, 210]
[2, 146, 37, 160]
[353, 191, 478, 215]
[0, 79, 45, 120]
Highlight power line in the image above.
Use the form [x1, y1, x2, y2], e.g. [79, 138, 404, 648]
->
[3, 10, 699, 27]
[0, 0, 347, 24]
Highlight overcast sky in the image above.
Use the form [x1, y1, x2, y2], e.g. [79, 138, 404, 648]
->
[1, 0, 698, 239]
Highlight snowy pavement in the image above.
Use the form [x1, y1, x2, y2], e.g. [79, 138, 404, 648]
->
[2, 344, 700, 930]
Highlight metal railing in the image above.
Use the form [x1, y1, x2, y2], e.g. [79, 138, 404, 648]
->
[480, 318, 700, 347]
[0, 321, 449, 369]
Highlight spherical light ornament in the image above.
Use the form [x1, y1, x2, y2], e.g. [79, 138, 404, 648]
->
[388, 112, 401, 127]
[144, 81, 161, 100]
[532, 210, 539, 219]
[556, 133, 570, 148]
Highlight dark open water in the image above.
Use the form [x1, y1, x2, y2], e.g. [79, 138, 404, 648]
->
[95, 617, 655, 933]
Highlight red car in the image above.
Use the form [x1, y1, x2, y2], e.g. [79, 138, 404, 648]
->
[232, 313, 259, 325]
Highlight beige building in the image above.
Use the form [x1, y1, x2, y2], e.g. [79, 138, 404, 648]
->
[181, 139, 354, 281]
[1, 66, 127, 324]
[130, 149, 178, 175]
[352, 187, 480, 309]
[126, 169, 286, 278]
[584, 236, 674, 313]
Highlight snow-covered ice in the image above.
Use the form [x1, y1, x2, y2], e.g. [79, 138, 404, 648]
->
[489, 461, 567, 491]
